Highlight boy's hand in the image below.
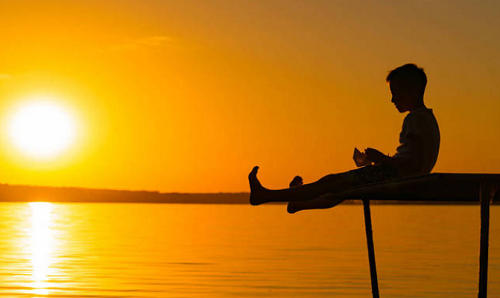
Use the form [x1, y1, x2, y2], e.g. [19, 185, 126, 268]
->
[364, 148, 389, 164]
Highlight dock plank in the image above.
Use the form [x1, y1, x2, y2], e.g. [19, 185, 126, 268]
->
[322, 173, 500, 202]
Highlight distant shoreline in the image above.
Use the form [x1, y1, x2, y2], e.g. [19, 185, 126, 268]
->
[0, 183, 491, 205]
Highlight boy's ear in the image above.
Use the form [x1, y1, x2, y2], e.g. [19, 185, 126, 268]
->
[409, 84, 417, 94]
[408, 83, 422, 99]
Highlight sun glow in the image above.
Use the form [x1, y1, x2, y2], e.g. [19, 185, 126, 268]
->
[8, 99, 77, 160]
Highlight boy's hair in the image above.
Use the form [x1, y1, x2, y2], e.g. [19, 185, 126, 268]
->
[386, 63, 427, 97]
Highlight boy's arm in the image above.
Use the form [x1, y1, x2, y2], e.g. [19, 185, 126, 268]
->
[365, 134, 424, 172]
[390, 133, 424, 172]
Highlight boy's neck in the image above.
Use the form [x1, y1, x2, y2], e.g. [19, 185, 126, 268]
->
[408, 99, 426, 112]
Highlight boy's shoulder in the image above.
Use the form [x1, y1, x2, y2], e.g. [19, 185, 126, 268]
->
[408, 107, 433, 116]
[402, 107, 438, 131]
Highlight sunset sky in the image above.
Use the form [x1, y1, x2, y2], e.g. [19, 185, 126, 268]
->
[0, 0, 499, 192]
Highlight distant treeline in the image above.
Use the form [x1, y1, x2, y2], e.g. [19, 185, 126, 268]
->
[0, 183, 249, 204]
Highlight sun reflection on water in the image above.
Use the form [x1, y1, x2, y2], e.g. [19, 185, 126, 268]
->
[29, 202, 55, 296]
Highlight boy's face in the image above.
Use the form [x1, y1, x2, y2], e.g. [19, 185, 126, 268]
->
[389, 80, 412, 113]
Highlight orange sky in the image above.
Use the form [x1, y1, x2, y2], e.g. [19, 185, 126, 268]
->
[0, 0, 499, 192]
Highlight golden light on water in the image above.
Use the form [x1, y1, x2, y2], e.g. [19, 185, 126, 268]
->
[29, 202, 55, 295]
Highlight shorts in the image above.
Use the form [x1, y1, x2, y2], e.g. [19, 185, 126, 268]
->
[347, 164, 402, 186]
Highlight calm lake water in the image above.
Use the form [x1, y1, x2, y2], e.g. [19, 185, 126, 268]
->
[1, 202, 500, 297]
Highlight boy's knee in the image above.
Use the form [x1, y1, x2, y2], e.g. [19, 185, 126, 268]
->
[318, 174, 337, 183]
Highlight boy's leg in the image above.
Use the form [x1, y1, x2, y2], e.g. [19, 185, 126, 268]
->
[287, 175, 345, 213]
[249, 166, 355, 205]
[287, 196, 345, 214]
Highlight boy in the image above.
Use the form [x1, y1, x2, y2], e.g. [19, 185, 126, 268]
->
[249, 63, 440, 213]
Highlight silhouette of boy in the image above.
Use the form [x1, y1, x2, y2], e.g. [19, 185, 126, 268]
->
[249, 63, 440, 213]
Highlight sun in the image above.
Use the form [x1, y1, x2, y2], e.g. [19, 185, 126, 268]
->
[8, 99, 77, 160]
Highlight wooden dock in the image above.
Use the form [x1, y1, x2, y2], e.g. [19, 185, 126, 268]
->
[320, 173, 500, 298]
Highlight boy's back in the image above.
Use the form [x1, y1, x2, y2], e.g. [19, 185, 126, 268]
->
[394, 107, 440, 177]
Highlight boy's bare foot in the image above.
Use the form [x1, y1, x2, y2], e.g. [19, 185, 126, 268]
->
[287, 176, 303, 213]
[289, 176, 303, 188]
[249, 166, 268, 206]
[287, 202, 301, 214]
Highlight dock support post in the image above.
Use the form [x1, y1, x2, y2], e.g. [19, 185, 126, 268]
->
[363, 199, 380, 298]
[479, 183, 497, 298]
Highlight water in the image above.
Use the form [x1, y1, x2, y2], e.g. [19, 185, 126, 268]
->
[1, 202, 500, 297]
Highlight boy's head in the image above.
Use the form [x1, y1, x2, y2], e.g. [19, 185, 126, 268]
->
[386, 63, 427, 113]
